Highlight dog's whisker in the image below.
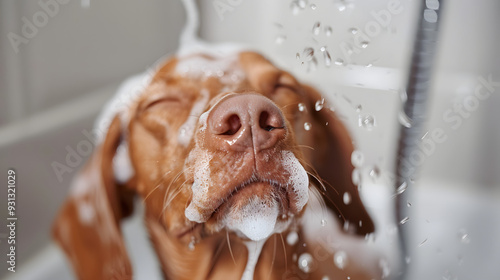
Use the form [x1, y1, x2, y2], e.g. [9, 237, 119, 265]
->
[212, 238, 227, 268]
[281, 102, 300, 109]
[144, 177, 168, 204]
[163, 169, 187, 204]
[266, 234, 277, 280]
[162, 178, 191, 215]
[159, 166, 195, 222]
[143, 170, 172, 204]
[296, 144, 315, 151]
[161, 166, 193, 209]
[226, 230, 236, 265]
[301, 160, 339, 195]
[279, 233, 287, 272]
[310, 186, 329, 224]
[163, 173, 194, 213]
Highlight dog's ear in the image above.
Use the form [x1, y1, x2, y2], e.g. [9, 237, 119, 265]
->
[303, 85, 375, 236]
[52, 116, 135, 279]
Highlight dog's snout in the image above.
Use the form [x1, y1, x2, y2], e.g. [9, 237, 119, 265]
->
[207, 94, 286, 151]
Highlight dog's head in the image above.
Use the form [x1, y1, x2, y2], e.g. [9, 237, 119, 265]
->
[53, 50, 374, 278]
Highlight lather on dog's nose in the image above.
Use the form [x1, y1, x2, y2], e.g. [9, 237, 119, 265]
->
[207, 94, 286, 152]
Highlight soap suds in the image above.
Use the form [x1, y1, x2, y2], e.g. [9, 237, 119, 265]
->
[94, 72, 152, 143]
[225, 196, 280, 241]
[175, 53, 246, 86]
[241, 239, 267, 280]
[178, 88, 210, 146]
[77, 200, 95, 225]
[281, 151, 310, 212]
[113, 141, 134, 183]
[185, 151, 213, 223]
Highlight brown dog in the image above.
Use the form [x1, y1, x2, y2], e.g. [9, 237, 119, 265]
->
[52, 50, 376, 280]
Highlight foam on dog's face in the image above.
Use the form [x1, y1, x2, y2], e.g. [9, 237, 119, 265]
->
[184, 99, 309, 241]
[125, 51, 313, 245]
[225, 196, 280, 241]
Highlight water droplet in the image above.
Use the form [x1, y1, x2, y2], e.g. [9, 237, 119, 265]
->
[321, 219, 327, 226]
[312, 22, 321, 35]
[297, 0, 307, 9]
[320, 47, 331, 67]
[310, 3, 317, 10]
[338, 5, 346, 11]
[351, 169, 361, 185]
[298, 103, 306, 112]
[398, 111, 413, 128]
[366, 63, 373, 68]
[275, 35, 286, 44]
[334, 58, 344, 66]
[304, 122, 312, 131]
[396, 181, 408, 196]
[322, 276, 330, 280]
[379, 258, 391, 278]
[290, 1, 301, 15]
[358, 115, 376, 130]
[360, 41, 369, 48]
[287, 231, 299, 246]
[369, 166, 380, 180]
[325, 26, 333, 36]
[334, 251, 348, 269]
[348, 27, 358, 34]
[188, 236, 196, 251]
[419, 238, 428, 247]
[407, 201, 412, 207]
[458, 229, 470, 244]
[302, 47, 314, 61]
[343, 192, 351, 205]
[351, 151, 364, 167]
[400, 90, 408, 103]
[315, 98, 325, 111]
[400, 217, 410, 225]
[298, 253, 314, 273]
[365, 233, 375, 243]
[355, 104, 362, 112]
[296, 53, 301, 60]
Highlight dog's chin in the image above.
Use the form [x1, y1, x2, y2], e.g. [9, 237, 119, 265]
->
[209, 182, 293, 241]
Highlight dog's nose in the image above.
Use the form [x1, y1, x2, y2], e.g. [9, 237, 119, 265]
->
[207, 94, 286, 151]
